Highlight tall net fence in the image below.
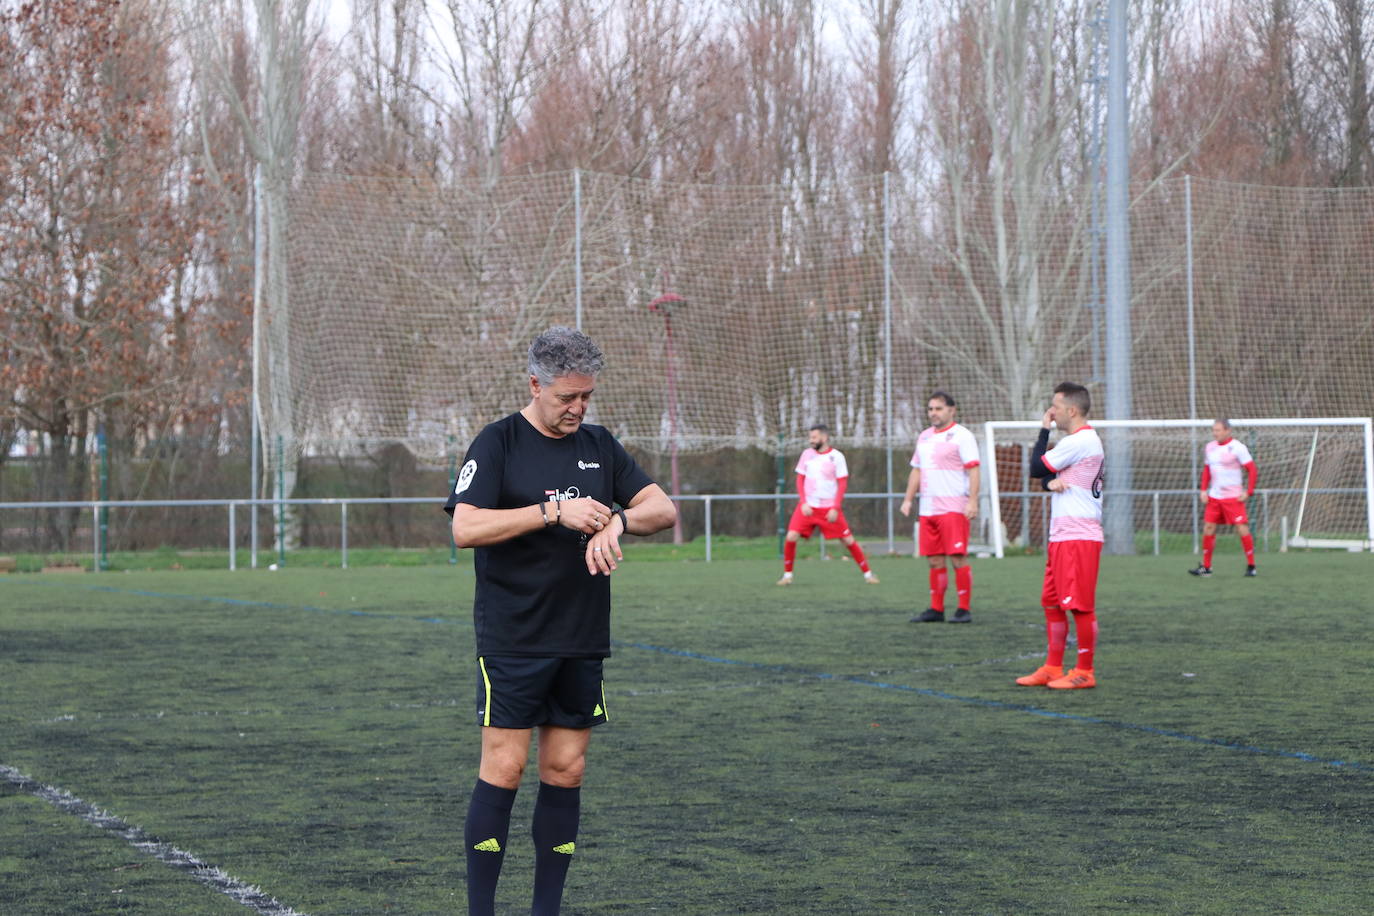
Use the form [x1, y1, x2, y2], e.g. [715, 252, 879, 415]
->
[281, 173, 1374, 467]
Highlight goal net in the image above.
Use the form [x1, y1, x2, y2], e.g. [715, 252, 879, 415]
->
[983, 418, 1374, 557]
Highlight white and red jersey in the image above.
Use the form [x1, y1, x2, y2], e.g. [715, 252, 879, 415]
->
[1042, 426, 1105, 543]
[1202, 437, 1256, 499]
[911, 422, 981, 516]
[796, 447, 849, 509]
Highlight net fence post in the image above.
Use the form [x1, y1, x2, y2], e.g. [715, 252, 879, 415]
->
[1364, 418, 1374, 550]
[1186, 175, 1199, 555]
[883, 170, 894, 556]
[704, 495, 712, 563]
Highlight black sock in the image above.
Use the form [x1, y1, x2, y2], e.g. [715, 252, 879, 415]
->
[464, 779, 517, 916]
[531, 782, 581, 916]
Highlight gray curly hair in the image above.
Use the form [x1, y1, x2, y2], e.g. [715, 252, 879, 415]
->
[527, 326, 606, 385]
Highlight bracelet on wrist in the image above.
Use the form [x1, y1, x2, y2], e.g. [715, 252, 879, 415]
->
[616, 507, 628, 535]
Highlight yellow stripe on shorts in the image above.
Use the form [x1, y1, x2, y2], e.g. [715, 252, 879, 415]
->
[479, 657, 492, 727]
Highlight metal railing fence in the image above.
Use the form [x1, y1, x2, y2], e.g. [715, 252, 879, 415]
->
[2, 487, 1366, 571]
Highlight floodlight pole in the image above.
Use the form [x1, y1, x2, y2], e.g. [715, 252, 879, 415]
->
[650, 292, 685, 545]
[1104, 0, 1134, 554]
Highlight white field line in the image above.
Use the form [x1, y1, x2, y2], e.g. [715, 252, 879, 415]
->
[0, 764, 307, 916]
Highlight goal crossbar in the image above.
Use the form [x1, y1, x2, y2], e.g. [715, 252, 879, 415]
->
[982, 417, 1374, 558]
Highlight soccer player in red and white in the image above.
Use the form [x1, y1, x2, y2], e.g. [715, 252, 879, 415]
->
[1190, 418, 1258, 578]
[900, 391, 980, 623]
[777, 425, 879, 586]
[1016, 382, 1104, 690]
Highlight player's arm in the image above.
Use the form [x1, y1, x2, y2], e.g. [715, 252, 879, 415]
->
[965, 464, 980, 519]
[900, 467, 920, 516]
[452, 498, 610, 548]
[1199, 465, 1211, 503]
[1029, 427, 1058, 490]
[620, 482, 676, 536]
[585, 483, 676, 575]
[796, 472, 814, 515]
[1240, 461, 1257, 502]
[828, 476, 847, 522]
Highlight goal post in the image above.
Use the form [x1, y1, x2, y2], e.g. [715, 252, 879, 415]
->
[983, 418, 1374, 558]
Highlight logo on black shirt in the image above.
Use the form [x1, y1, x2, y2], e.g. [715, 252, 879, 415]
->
[454, 459, 477, 495]
[578, 460, 601, 469]
[545, 486, 581, 501]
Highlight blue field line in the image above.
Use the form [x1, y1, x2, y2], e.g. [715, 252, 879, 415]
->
[8, 579, 1371, 774]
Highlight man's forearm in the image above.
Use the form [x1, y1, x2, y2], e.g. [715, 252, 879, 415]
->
[451, 502, 553, 548]
[903, 468, 920, 503]
[623, 485, 677, 535]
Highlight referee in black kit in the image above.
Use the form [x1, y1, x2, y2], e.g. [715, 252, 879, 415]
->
[445, 326, 677, 916]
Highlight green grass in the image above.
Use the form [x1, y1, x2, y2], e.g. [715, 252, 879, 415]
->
[2, 552, 1372, 914]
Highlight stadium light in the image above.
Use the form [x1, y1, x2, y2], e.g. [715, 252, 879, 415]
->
[649, 291, 686, 545]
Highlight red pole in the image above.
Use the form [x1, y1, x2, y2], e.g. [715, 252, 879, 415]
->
[665, 313, 683, 544]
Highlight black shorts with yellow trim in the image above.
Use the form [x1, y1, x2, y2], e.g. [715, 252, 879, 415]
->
[475, 656, 608, 729]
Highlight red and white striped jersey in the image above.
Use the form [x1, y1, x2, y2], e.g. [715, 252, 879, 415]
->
[1204, 438, 1255, 499]
[796, 447, 848, 509]
[1042, 426, 1105, 543]
[911, 422, 981, 516]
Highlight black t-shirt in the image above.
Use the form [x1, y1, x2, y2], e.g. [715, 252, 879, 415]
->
[444, 411, 655, 659]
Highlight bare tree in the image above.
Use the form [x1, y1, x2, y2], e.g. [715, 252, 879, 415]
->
[186, 0, 327, 549]
[918, 0, 1095, 417]
[1311, 0, 1373, 184]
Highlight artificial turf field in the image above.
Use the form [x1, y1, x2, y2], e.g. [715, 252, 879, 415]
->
[2, 550, 1372, 915]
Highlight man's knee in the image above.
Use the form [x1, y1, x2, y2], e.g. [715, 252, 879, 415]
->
[785, 531, 801, 543]
[927, 555, 945, 569]
[480, 752, 527, 789]
[479, 730, 532, 788]
[539, 751, 586, 788]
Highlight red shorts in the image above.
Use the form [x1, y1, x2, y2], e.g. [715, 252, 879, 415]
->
[919, 513, 971, 556]
[787, 505, 852, 539]
[1041, 540, 1102, 613]
[1204, 497, 1249, 526]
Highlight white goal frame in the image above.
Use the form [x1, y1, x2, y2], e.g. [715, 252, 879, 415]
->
[983, 417, 1374, 558]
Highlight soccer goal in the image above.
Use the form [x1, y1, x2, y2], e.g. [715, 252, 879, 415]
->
[982, 418, 1374, 558]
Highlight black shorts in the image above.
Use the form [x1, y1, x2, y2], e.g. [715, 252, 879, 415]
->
[475, 656, 608, 729]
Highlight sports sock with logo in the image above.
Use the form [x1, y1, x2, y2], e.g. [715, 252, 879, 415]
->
[1240, 534, 1255, 566]
[954, 565, 972, 610]
[783, 539, 797, 573]
[531, 782, 581, 916]
[1071, 609, 1097, 671]
[1202, 534, 1215, 568]
[1044, 605, 1068, 668]
[846, 541, 871, 573]
[929, 567, 948, 611]
[465, 779, 516, 916]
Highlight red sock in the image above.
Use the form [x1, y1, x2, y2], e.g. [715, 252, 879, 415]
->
[929, 568, 948, 611]
[1241, 534, 1255, 566]
[1071, 609, 1097, 671]
[954, 565, 972, 610]
[846, 541, 871, 573]
[1202, 535, 1215, 567]
[1044, 606, 1068, 668]
[783, 540, 797, 573]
